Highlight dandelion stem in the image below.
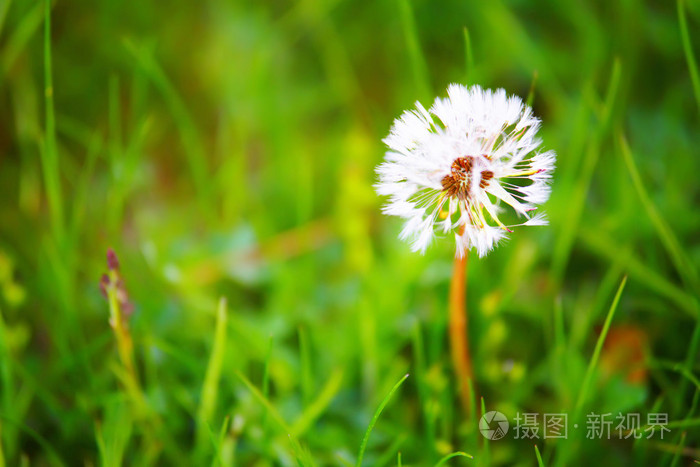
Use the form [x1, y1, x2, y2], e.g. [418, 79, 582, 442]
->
[449, 252, 473, 415]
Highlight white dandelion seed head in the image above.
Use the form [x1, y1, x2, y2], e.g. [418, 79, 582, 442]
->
[375, 84, 556, 258]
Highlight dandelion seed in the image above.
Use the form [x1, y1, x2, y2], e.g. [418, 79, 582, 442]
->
[375, 84, 556, 257]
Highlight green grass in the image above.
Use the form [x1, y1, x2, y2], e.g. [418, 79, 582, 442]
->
[0, 0, 699, 465]
[574, 276, 627, 419]
[40, 0, 62, 241]
[356, 374, 409, 467]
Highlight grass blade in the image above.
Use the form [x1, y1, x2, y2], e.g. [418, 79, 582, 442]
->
[535, 445, 545, 467]
[291, 369, 344, 436]
[618, 133, 700, 292]
[0, 415, 65, 467]
[261, 335, 273, 434]
[299, 326, 314, 406]
[236, 371, 293, 434]
[574, 276, 627, 417]
[551, 59, 621, 284]
[479, 397, 490, 467]
[668, 430, 686, 467]
[69, 129, 103, 237]
[435, 451, 474, 466]
[579, 227, 698, 318]
[356, 374, 409, 467]
[411, 322, 436, 460]
[677, 0, 700, 116]
[0, 308, 11, 466]
[210, 416, 230, 467]
[288, 434, 316, 467]
[663, 417, 700, 429]
[123, 39, 212, 215]
[259, 335, 275, 456]
[41, 0, 63, 240]
[236, 371, 316, 465]
[196, 297, 229, 454]
[1, 2, 42, 81]
[0, 0, 11, 35]
[95, 400, 132, 467]
[463, 27, 473, 83]
[397, 0, 431, 101]
[526, 70, 539, 107]
[618, 131, 700, 405]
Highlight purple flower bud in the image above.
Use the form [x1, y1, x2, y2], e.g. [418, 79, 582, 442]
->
[106, 248, 120, 271]
[101, 248, 135, 320]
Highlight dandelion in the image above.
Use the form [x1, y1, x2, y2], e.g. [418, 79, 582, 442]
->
[376, 84, 555, 257]
[376, 84, 556, 414]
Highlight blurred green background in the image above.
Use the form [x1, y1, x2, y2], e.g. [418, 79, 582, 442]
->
[0, 0, 699, 465]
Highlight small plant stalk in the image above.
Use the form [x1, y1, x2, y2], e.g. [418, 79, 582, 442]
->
[449, 253, 473, 414]
[101, 250, 169, 464]
[105, 269, 142, 405]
